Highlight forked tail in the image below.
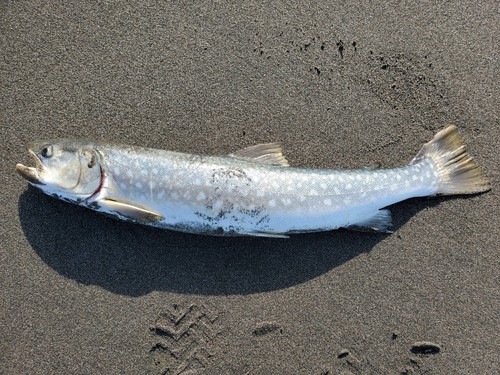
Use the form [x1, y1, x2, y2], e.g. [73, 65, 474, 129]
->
[410, 125, 491, 195]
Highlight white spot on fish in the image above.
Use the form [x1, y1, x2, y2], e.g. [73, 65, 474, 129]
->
[268, 199, 276, 208]
[309, 189, 318, 195]
[323, 198, 332, 206]
[196, 192, 206, 201]
[272, 181, 280, 189]
[213, 199, 223, 211]
[356, 175, 362, 181]
[297, 182, 302, 188]
[396, 175, 402, 181]
[126, 170, 133, 178]
[281, 198, 291, 205]
[299, 195, 306, 202]
[320, 183, 327, 189]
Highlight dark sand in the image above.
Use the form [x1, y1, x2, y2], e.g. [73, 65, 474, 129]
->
[1, 2, 499, 374]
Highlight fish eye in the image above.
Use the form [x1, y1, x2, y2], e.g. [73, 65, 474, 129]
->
[40, 145, 53, 158]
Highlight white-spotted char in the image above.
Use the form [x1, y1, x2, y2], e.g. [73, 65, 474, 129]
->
[16, 125, 490, 237]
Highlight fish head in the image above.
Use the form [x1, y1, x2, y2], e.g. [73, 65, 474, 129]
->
[16, 140, 103, 201]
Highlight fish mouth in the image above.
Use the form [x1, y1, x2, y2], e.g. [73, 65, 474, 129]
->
[16, 148, 45, 185]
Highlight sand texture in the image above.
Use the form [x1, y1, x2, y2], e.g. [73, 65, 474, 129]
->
[1, 1, 499, 374]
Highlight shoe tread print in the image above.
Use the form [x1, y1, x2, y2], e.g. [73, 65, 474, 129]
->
[149, 304, 220, 375]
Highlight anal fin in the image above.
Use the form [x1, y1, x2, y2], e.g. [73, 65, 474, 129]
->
[98, 199, 164, 223]
[348, 209, 393, 233]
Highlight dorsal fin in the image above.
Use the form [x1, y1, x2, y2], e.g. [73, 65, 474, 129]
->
[228, 143, 290, 167]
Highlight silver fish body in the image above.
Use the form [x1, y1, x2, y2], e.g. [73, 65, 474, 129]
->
[16, 126, 490, 237]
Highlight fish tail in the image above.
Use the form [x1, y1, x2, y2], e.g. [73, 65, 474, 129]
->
[410, 125, 491, 195]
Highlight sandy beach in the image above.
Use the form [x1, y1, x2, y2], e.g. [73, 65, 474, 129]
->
[2, 1, 499, 374]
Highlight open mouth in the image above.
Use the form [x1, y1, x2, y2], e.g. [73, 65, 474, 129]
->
[16, 149, 45, 185]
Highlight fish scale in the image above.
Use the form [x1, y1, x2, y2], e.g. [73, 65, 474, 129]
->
[16, 125, 490, 237]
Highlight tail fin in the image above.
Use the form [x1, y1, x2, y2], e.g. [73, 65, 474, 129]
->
[411, 125, 491, 195]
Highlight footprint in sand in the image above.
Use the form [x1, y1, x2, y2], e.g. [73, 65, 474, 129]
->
[148, 304, 221, 375]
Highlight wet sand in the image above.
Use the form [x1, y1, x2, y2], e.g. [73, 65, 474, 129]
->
[1, 2, 499, 374]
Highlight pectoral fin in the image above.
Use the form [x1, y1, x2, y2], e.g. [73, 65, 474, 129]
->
[99, 199, 164, 223]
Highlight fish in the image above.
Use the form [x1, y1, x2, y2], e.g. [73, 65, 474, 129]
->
[16, 125, 490, 238]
